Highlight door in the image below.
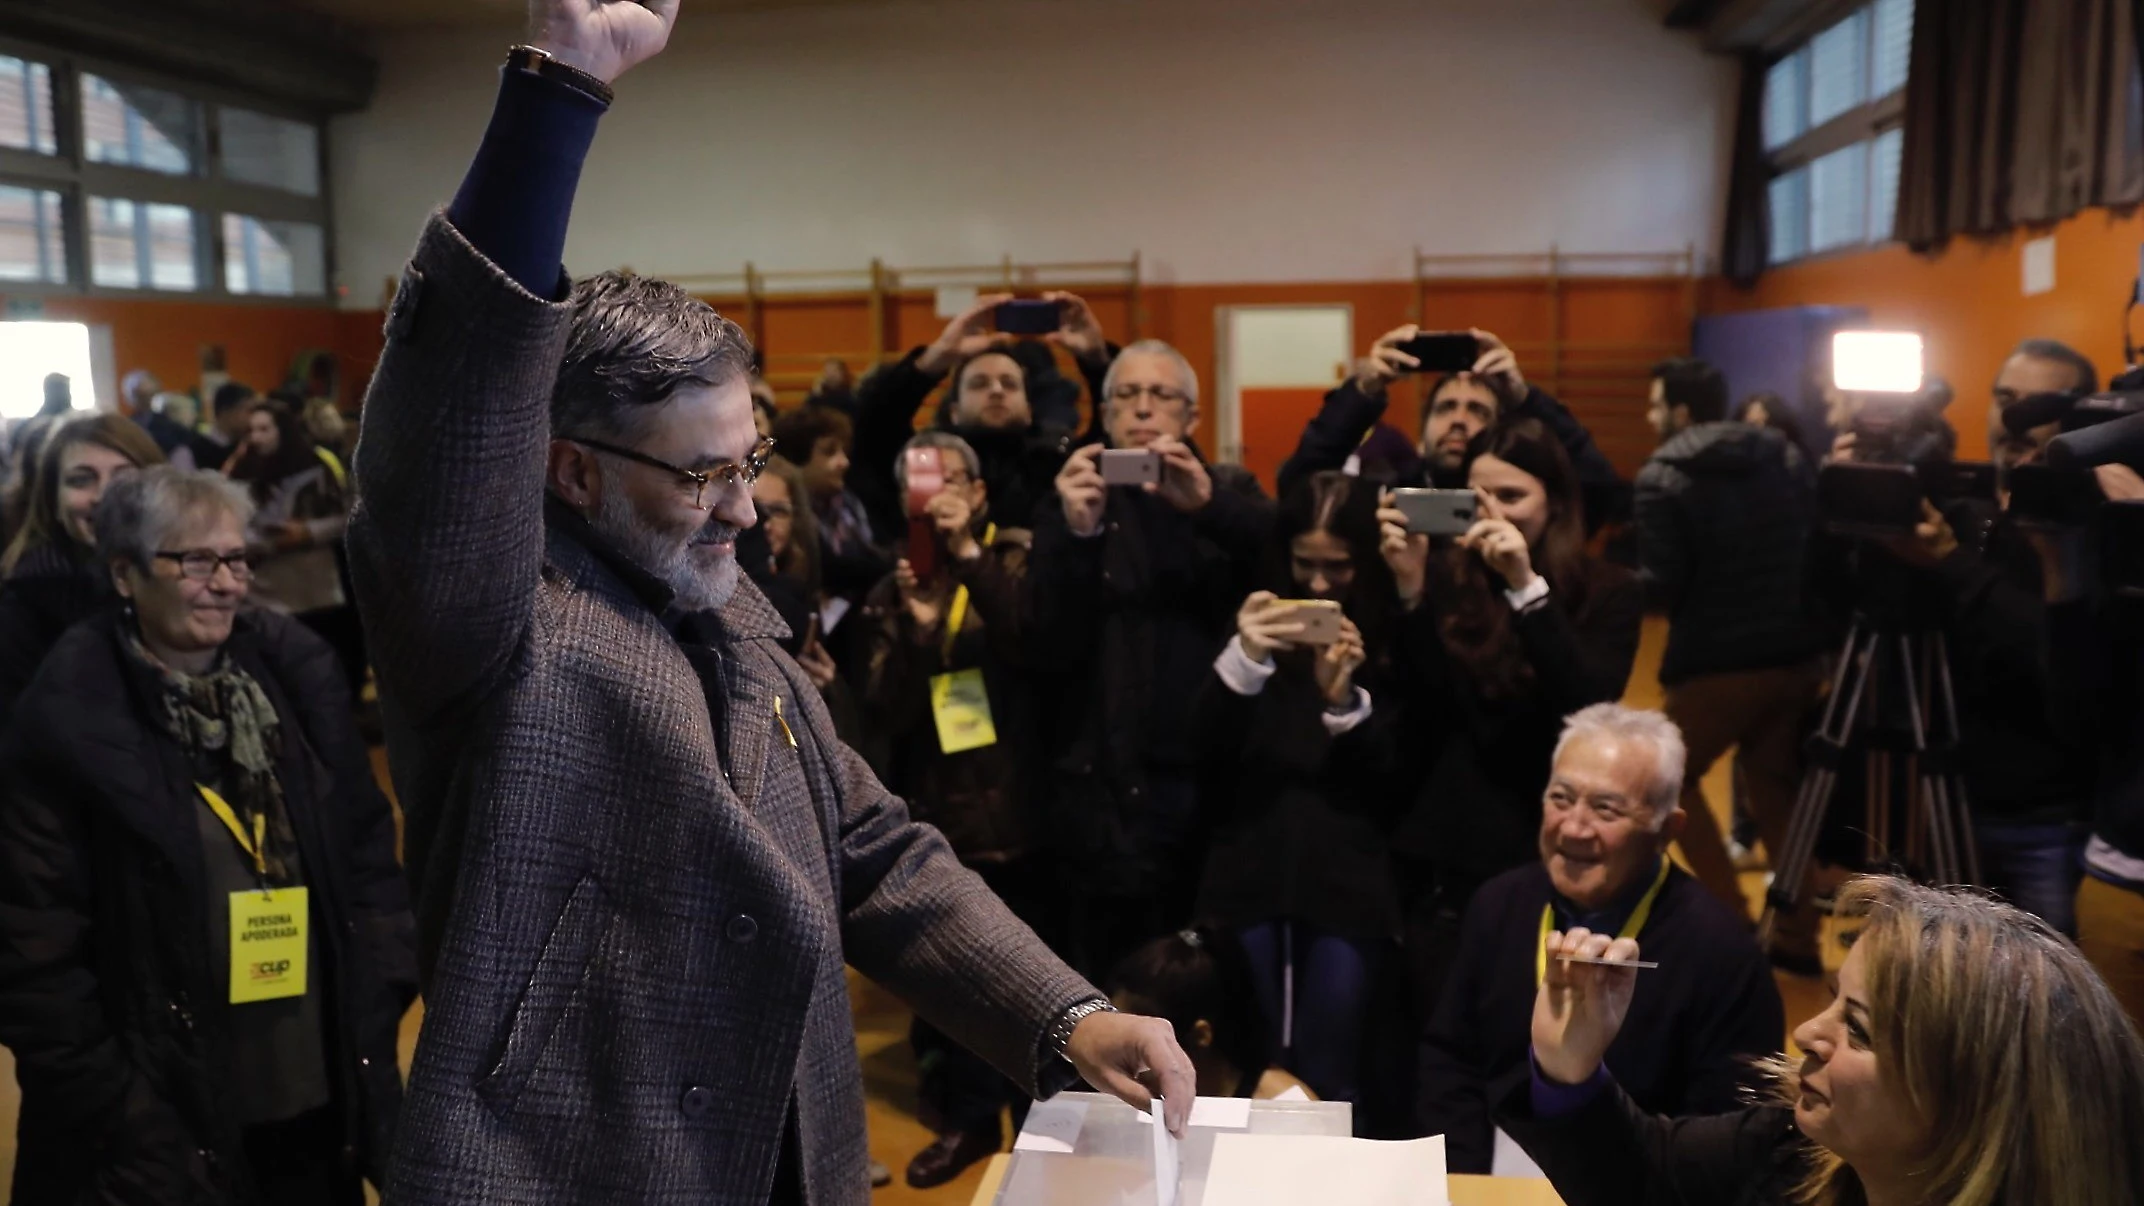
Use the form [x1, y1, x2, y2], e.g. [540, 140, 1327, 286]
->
[1215, 305, 1352, 494]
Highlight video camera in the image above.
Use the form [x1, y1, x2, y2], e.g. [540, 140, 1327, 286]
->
[1819, 330, 1972, 534]
[1999, 368, 2144, 526]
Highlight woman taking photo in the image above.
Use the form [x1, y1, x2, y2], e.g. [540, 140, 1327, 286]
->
[0, 414, 164, 720]
[1379, 418, 1643, 1012]
[224, 398, 361, 692]
[1515, 876, 2144, 1205]
[1194, 470, 1399, 1105]
[0, 468, 417, 1205]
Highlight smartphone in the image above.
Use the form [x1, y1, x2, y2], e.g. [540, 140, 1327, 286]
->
[802, 612, 822, 655]
[904, 446, 946, 517]
[1393, 332, 1480, 375]
[1921, 460, 1997, 508]
[907, 514, 940, 582]
[1832, 330, 1924, 394]
[2007, 463, 2103, 528]
[1392, 487, 1479, 537]
[1099, 447, 1163, 486]
[1818, 462, 1924, 536]
[993, 298, 1063, 336]
[1279, 599, 1344, 645]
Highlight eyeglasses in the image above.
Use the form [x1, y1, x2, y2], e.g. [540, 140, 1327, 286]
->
[155, 550, 256, 582]
[1110, 383, 1191, 406]
[570, 434, 776, 510]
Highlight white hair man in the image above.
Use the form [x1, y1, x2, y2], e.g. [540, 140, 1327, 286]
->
[1418, 703, 1783, 1174]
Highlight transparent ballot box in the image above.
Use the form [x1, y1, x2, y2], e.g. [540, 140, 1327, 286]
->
[994, 1092, 1356, 1206]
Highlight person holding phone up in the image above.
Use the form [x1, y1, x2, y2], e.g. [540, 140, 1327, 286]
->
[1504, 876, 2144, 1206]
[1277, 327, 1623, 528]
[1377, 418, 1642, 1026]
[1192, 470, 1402, 1107]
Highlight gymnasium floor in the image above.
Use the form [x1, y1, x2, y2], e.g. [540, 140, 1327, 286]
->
[0, 618, 1832, 1202]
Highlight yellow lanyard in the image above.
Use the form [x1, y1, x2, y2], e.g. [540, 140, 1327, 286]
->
[1536, 857, 1671, 986]
[940, 524, 996, 661]
[197, 784, 268, 881]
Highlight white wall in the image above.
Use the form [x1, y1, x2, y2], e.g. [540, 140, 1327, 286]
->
[330, 0, 1736, 308]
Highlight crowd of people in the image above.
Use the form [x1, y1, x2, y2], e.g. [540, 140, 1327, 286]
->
[0, 2, 2140, 1203]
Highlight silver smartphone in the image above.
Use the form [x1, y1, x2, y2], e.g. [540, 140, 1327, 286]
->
[1099, 448, 1163, 487]
[1279, 599, 1344, 645]
[1392, 487, 1479, 537]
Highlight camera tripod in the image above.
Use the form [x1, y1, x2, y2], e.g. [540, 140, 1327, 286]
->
[1757, 617, 1981, 947]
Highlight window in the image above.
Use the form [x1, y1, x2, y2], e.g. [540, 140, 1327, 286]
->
[224, 215, 324, 296]
[89, 197, 199, 291]
[0, 44, 332, 298]
[219, 107, 320, 196]
[0, 56, 55, 155]
[0, 185, 65, 284]
[1762, 0, 1913, 264]
[0, 322, 92, 420]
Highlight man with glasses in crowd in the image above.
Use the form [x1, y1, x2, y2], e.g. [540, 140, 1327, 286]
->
[347, 3, 1195, 1204]
[1027, 339, 1274, 980]
[1416, 704, 1781, 1174]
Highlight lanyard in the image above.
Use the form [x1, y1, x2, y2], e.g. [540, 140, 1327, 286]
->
[941, 523, 996, 661]
[197, 783, 268, 882]
[1536, 857, 1671, 986]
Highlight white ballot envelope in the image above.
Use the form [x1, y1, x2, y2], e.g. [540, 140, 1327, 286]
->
[1204, 1133, 1449, 1206]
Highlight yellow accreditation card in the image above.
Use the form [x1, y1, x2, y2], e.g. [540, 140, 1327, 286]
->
[229, 887, 309, 1005]
[929, 668, 998, 755]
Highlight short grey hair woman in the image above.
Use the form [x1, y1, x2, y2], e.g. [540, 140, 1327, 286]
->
[0, 466, 416, 1205]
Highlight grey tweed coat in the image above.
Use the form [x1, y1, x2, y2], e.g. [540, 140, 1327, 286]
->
[349, 215, 1097, 1206]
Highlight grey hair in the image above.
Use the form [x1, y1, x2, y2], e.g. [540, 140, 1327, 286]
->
[94, 465, 254, 571]
[1102, 339, 1201, 412]
[551, 270, 758, 444]
[1551, 703, 1687, 818]
[893, 430, 982, 491]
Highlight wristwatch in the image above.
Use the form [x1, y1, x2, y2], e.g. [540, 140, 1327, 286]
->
[1045, 998, 1117, 1063]
[506, 44, 615, 107]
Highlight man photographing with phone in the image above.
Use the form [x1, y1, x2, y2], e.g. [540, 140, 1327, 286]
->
[349, 3, 1197, 1203]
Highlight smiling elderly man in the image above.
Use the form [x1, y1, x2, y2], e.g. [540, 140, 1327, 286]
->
[347, 3, 1191, 1204]
[1416, 704, 1782, 1173]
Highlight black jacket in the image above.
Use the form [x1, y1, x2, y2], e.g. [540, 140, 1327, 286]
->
[1191, 645, 1402, 939]
[2049, 595, 2144, 862]
[1025, 479, 1272, 896]
[852, 348, 1080, 539]
[134, 412, 226, 471]
[1634, 423, 1821, 685]
[1420, 863, 1783, 1174]
[1276, 379, 1626, 522]
[0, 541, 114, 725]
[1389, 564, 1645, 898]
[1498, 1078, 1808, 1206]
[0, 610, 418, 1205]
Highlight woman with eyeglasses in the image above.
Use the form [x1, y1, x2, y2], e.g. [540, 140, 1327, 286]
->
[224, 397, 365, 693]
[1376, 418, 1643, 1022]
[1511, 875, 2144, 1206]
[0, 467, 418, 1206]
[1193, 469, 1401, 1106]
[0, 413, 165, 723]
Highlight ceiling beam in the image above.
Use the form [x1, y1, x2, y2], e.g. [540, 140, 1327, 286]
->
[0, 0, 376, 113]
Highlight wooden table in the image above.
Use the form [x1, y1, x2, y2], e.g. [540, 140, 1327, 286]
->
[967, 1156, 1567, 1206]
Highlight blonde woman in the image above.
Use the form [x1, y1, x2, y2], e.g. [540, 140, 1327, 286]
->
[1512, 875, 2144, 1206]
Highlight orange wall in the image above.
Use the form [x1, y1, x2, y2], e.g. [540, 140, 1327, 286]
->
[26, 296, 356, 408]
[1701, 207, 2144, 460]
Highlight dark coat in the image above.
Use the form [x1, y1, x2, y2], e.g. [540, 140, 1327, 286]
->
[349, 216, 1095, 1206]
[1498, 1078, 1807, 1206]
[851, 348, 1077, 538]
[858, 527, 1043, 866]
[1024, 479, 1272, 897]
[1634, 422, 1821, 685]
[0, 609, 417, 1206]
[1388, 564, 1645, 900]
[1191, 648, 1402, 939]
[1420, 863, 1783, 1173]
[0, 541, 111, 725]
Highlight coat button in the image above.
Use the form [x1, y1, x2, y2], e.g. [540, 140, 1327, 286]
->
[726, 914, 758, 944]
[681, 1085, 712, 1118]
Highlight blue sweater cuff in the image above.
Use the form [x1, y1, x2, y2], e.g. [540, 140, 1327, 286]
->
[447, 65, 608, 299]
[1529, 1050, 1612, 1118]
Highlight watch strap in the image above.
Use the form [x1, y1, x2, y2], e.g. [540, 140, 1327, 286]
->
[1046, 998, 1116, 1062]
[506, 44, 616, 107]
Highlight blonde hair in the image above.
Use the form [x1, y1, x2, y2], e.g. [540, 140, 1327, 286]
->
[1769, 876, 2144, 1206]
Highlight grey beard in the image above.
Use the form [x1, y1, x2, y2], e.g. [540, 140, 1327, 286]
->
[592, 487, 740, 614]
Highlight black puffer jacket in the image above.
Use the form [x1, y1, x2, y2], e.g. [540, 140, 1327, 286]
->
[0, 610, 417, 1205]
[0, 540, 114, 725]
[1634, 422, 1821, 685]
